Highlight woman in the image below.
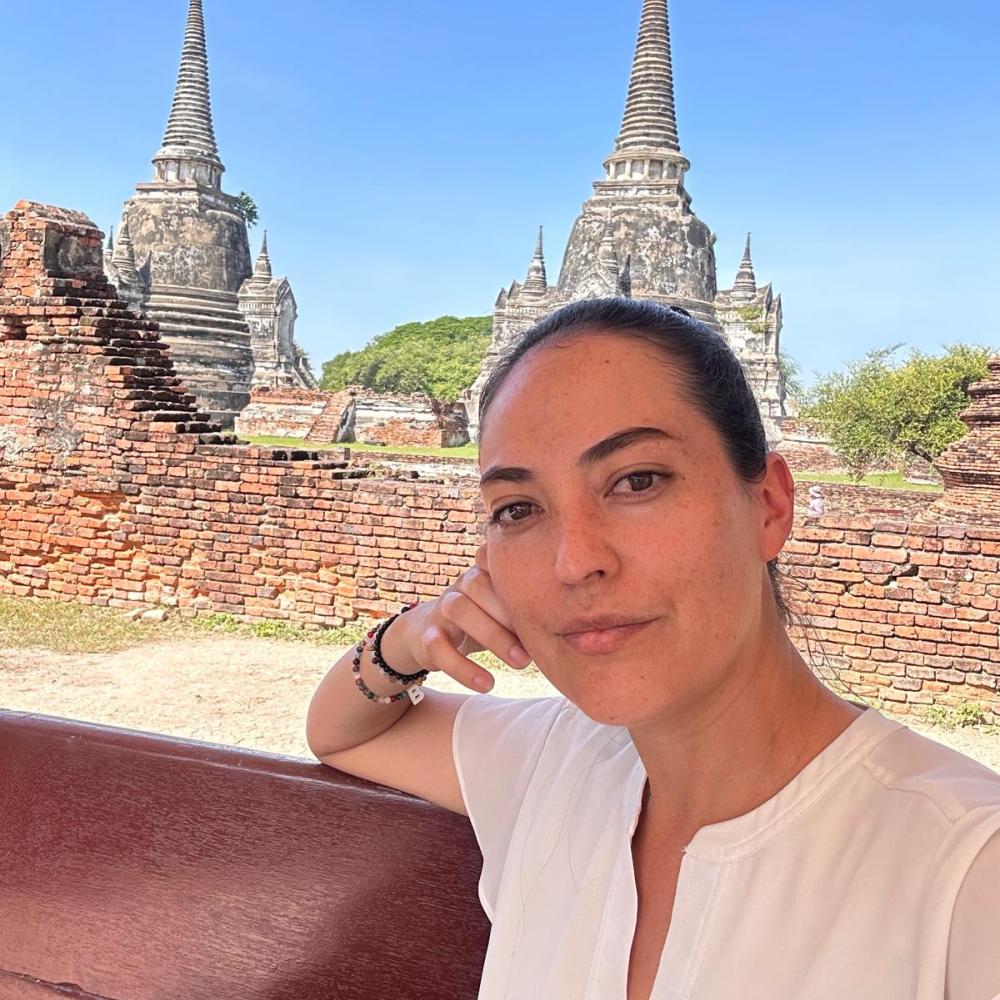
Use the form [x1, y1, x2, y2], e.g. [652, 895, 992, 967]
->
[306, 298, 1000, 1000]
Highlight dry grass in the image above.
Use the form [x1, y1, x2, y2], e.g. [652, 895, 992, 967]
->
[794, 471, 943, 493]
[0, 595, 362, 655]
[0, 594, 510, 670]
[244, 435, 478, 460]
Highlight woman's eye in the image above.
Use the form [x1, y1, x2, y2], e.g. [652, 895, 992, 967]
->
[613, 471, 665, 494]
[489, 501, 535, 527]
[490, 473, 665, 528]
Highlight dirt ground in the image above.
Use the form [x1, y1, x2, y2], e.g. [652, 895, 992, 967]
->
[1, 636, 997, 773]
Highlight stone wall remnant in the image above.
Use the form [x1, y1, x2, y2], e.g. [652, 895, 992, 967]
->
[235, 386, 470, 448]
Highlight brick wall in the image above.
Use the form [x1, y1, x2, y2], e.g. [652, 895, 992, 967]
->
[780, 438, 846, 474]
[794, 480, 940, 521]
[0, 203, 486, 625]
[782, 516, 999, 720]
[1, 202, 997, 721]
[350, 394, 470, 448]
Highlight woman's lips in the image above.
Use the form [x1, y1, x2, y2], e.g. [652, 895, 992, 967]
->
[561, 620, 654, 655]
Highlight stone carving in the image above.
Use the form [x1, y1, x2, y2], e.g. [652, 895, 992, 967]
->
[466, 0, 788, 444]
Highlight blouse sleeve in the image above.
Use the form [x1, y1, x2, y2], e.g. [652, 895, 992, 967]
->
[452, 693, 568, 922]
[945, 827, 1000, 1000]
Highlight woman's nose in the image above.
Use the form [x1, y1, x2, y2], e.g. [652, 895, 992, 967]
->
[551, 509, 620, 585]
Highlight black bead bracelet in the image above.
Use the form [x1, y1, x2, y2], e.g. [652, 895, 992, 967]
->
[370, 602, 429, 685]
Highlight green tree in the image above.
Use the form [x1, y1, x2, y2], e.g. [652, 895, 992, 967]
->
[802, 343, 992, 478]
[320, 316, 492, 403]
[778, 351, 804, 400]
[235, 192, 259, 228]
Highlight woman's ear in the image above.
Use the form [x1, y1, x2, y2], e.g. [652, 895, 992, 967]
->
[757, 452, 796, 562]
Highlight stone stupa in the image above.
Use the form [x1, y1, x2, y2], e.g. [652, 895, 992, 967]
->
[466, 0, 787, 443]
[105, 0, 252, 427]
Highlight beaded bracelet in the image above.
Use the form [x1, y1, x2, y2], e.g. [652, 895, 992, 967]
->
[369, 602, 429, 685]
[352, 642, 425, 706]
[351, 602, 426, 707]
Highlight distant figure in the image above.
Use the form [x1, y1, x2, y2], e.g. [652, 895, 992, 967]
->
[808, 484, 825, 519]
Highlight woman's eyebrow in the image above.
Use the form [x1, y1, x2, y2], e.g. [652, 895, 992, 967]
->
[479, 426, 674, 488]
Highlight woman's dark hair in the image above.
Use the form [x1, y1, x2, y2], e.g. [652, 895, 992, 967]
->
[477, 297, 792, 626]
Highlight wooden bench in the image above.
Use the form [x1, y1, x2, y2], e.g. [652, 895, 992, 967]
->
[0, 709, 490, 999]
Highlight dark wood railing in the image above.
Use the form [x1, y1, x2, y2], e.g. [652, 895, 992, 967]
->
[0, 710, 489, 999]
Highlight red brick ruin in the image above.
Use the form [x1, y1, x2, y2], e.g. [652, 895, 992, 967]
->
[1, 203, 998, 719]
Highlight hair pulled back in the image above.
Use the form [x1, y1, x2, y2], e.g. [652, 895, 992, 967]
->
[477, 297, 791, 625]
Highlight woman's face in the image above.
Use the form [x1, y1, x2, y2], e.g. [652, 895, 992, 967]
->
[478, 331, 791, 728]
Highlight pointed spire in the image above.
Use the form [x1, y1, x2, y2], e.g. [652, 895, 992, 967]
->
[111, 217, 139, 285]
[616, 0, 680, 152]
[253, 230, 272, 280]
[107, 226, 115, 252]
[153, 0, 223, 185]
[522, 226, 548, 296]
[733, 232, 758, 301]
[162, 0, 218, 156]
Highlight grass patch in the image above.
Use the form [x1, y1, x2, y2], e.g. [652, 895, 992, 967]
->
[188, 612, 365, 647]
[0, 595, 186, 654]
[920, 701, 998, 733]
[793, 471, 943, 493]
[244, 436, 478, 460]
[0, 595, 522, 675]
[0, 596, 367, 655]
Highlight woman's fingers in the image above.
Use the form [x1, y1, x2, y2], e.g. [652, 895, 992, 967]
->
[402, 548, 532, 695]
[421, 623, 497, 693]
[439, 590, 530, 670]
[460, 565, 518, 634]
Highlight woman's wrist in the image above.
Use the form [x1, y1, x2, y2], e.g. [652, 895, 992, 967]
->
[376, 605, 426, 677]
[354, 643, 409, 699]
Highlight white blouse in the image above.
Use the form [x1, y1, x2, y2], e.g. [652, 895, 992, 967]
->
[452, 695, 1000, 1000]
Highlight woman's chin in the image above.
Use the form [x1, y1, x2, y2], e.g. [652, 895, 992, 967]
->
[538, 667, 666, 728]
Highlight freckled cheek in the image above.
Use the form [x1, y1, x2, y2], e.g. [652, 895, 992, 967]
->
[485, 538, 550, 630]
[657, 521, 744, 619]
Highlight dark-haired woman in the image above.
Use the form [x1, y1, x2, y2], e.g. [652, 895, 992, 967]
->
[307, 299, 1000, 1000]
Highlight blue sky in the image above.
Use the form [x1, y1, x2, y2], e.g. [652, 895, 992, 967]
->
[2, 0, 998, 386]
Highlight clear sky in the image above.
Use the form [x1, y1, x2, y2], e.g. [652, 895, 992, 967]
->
[2, 0, 997, 386]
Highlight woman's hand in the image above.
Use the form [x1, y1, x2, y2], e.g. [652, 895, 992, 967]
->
[397, 543, 531, 692]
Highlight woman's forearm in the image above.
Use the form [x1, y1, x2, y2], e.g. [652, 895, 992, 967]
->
[305, 617, 421, 757]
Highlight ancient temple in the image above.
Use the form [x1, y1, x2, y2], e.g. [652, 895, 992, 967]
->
[104, 0, 314, 427]
[465, 0, 786, 442]
[238, 233, 318, 389]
